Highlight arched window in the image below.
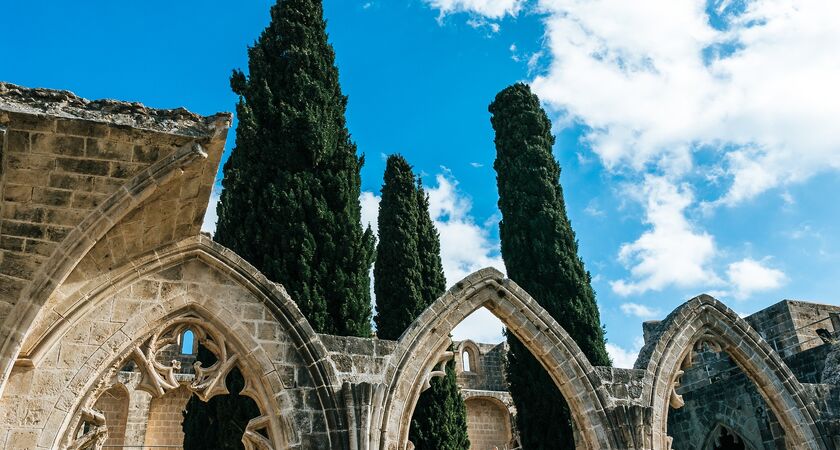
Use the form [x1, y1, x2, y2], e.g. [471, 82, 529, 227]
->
[180, 329, 195, 355]
[463, 349, 473, 372]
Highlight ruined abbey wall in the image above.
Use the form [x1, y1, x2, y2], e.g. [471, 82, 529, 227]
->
[0, 83, 838, 450]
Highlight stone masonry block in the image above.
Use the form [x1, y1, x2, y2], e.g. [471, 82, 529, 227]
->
[56, 119, 110, 138]
[31, 133, 83, 156]
[56, 157, 109, 176]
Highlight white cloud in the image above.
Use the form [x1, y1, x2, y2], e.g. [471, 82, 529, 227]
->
[606, 336, 644, 368]
[421, 0, 840, 298]
[452, 307, 506, 343]
[620, 302, 661, 319]
[726, 258, 787, 300]
[201, 186, 221, 234]
[530, 0, 840, 206]
[427, 173, 506, 284]
[611, 176, 721, 296]
[583, 199, 605, 217]
[469, 162, 484, 168]
[425, 0, 524, 19]
[360, 191, 381, 235]
[466, 17, 502, 33]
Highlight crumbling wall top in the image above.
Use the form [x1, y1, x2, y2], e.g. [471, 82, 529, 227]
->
[0, 82, 231, 138]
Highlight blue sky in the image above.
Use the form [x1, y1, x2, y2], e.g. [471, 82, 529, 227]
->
[4, 0, 840, 367]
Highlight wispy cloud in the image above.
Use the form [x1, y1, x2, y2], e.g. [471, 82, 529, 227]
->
[724, 258, 787, 300]
[620, 302, 661, 319]
[606, 336, 644, 368]
[424, 0, 524, 19]
[360, 191, 380, 235]
[426, 172, 505, 284]
[611, 176, 721, 296]
[583, 199, 605, 217]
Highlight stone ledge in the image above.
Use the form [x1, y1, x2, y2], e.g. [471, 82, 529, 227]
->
[0, 82, 231, 138]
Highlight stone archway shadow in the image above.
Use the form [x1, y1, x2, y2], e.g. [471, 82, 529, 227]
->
[375, 267, 616, 450]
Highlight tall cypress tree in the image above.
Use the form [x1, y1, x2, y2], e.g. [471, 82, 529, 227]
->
[374, 155, 469, 450]
[489, 83, 611, 449]
[374, 155, 422, 339]
[215, 0, 375, 337]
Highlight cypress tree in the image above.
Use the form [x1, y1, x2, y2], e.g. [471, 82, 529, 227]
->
[374, 155, 469, 449]
[489, 83, 611, 449]
[374, 155, 422, 339]
[409, 359, 470, 450]
[215, 0, 375, 336]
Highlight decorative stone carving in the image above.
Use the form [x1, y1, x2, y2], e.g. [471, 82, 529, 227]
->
[421, 346, 454, 392]
[242, 415, 275, 450]
[669, 369, 685, 409]
[61, 314, 279, 450]
[128, 315, 239, 401]
[67, 408, 108, 450]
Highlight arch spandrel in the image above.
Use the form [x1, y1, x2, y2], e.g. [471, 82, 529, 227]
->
[379, 267, 616, 450]
[638, 294, 827, 450]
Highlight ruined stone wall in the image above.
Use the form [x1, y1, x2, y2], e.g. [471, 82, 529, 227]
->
[0, 83, 227, 327]
[668, 348, 786, 450]
[464, 397, 512, 450]
[143, 385, 191, 449]
[2, 83, 839, 450]
[455, 341, 508, 391]
[747, 300, 840, 358]
[92, 385, 129, 448]
[0, 252, 331, 449]
[321, 334, 396, 384]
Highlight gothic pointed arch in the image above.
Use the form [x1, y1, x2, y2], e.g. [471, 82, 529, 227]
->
[376, 268, 616, 450]
[635, 294, 827, 450]
[58, 306, 290, 450]
[14, 235, 346, 449]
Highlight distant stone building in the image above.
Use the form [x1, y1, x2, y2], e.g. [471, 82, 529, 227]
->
[0, 82, 838, 450]
[454, 340, 518, 450]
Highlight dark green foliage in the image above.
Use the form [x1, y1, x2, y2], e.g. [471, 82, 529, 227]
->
[415, 179, 447, 309]
[489, 83, 611, 449]
[374, 155, 423, 340]
[215, 0, 375, 336]
[183, 345, 261, 450]
[373, 154, 469, 449]
[409, 360, 471, 450]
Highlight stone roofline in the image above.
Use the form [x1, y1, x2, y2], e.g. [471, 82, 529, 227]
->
[766, 298, 840, 311]
[0, 82, 232, 138]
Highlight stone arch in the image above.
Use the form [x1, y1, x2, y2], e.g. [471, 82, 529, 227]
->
[56, 304, 291, 450]
[377, 268, 614, 450]
[0, 141, 208, 389]
[636, 294, 827, 450]
[462, 394, 514, 450]
[13, 235, 346, 449]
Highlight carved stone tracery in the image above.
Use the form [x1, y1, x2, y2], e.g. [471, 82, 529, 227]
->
[421, 343, 455, 392]
[63, 314, 275, 450]
[68, 408, 108, 450]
